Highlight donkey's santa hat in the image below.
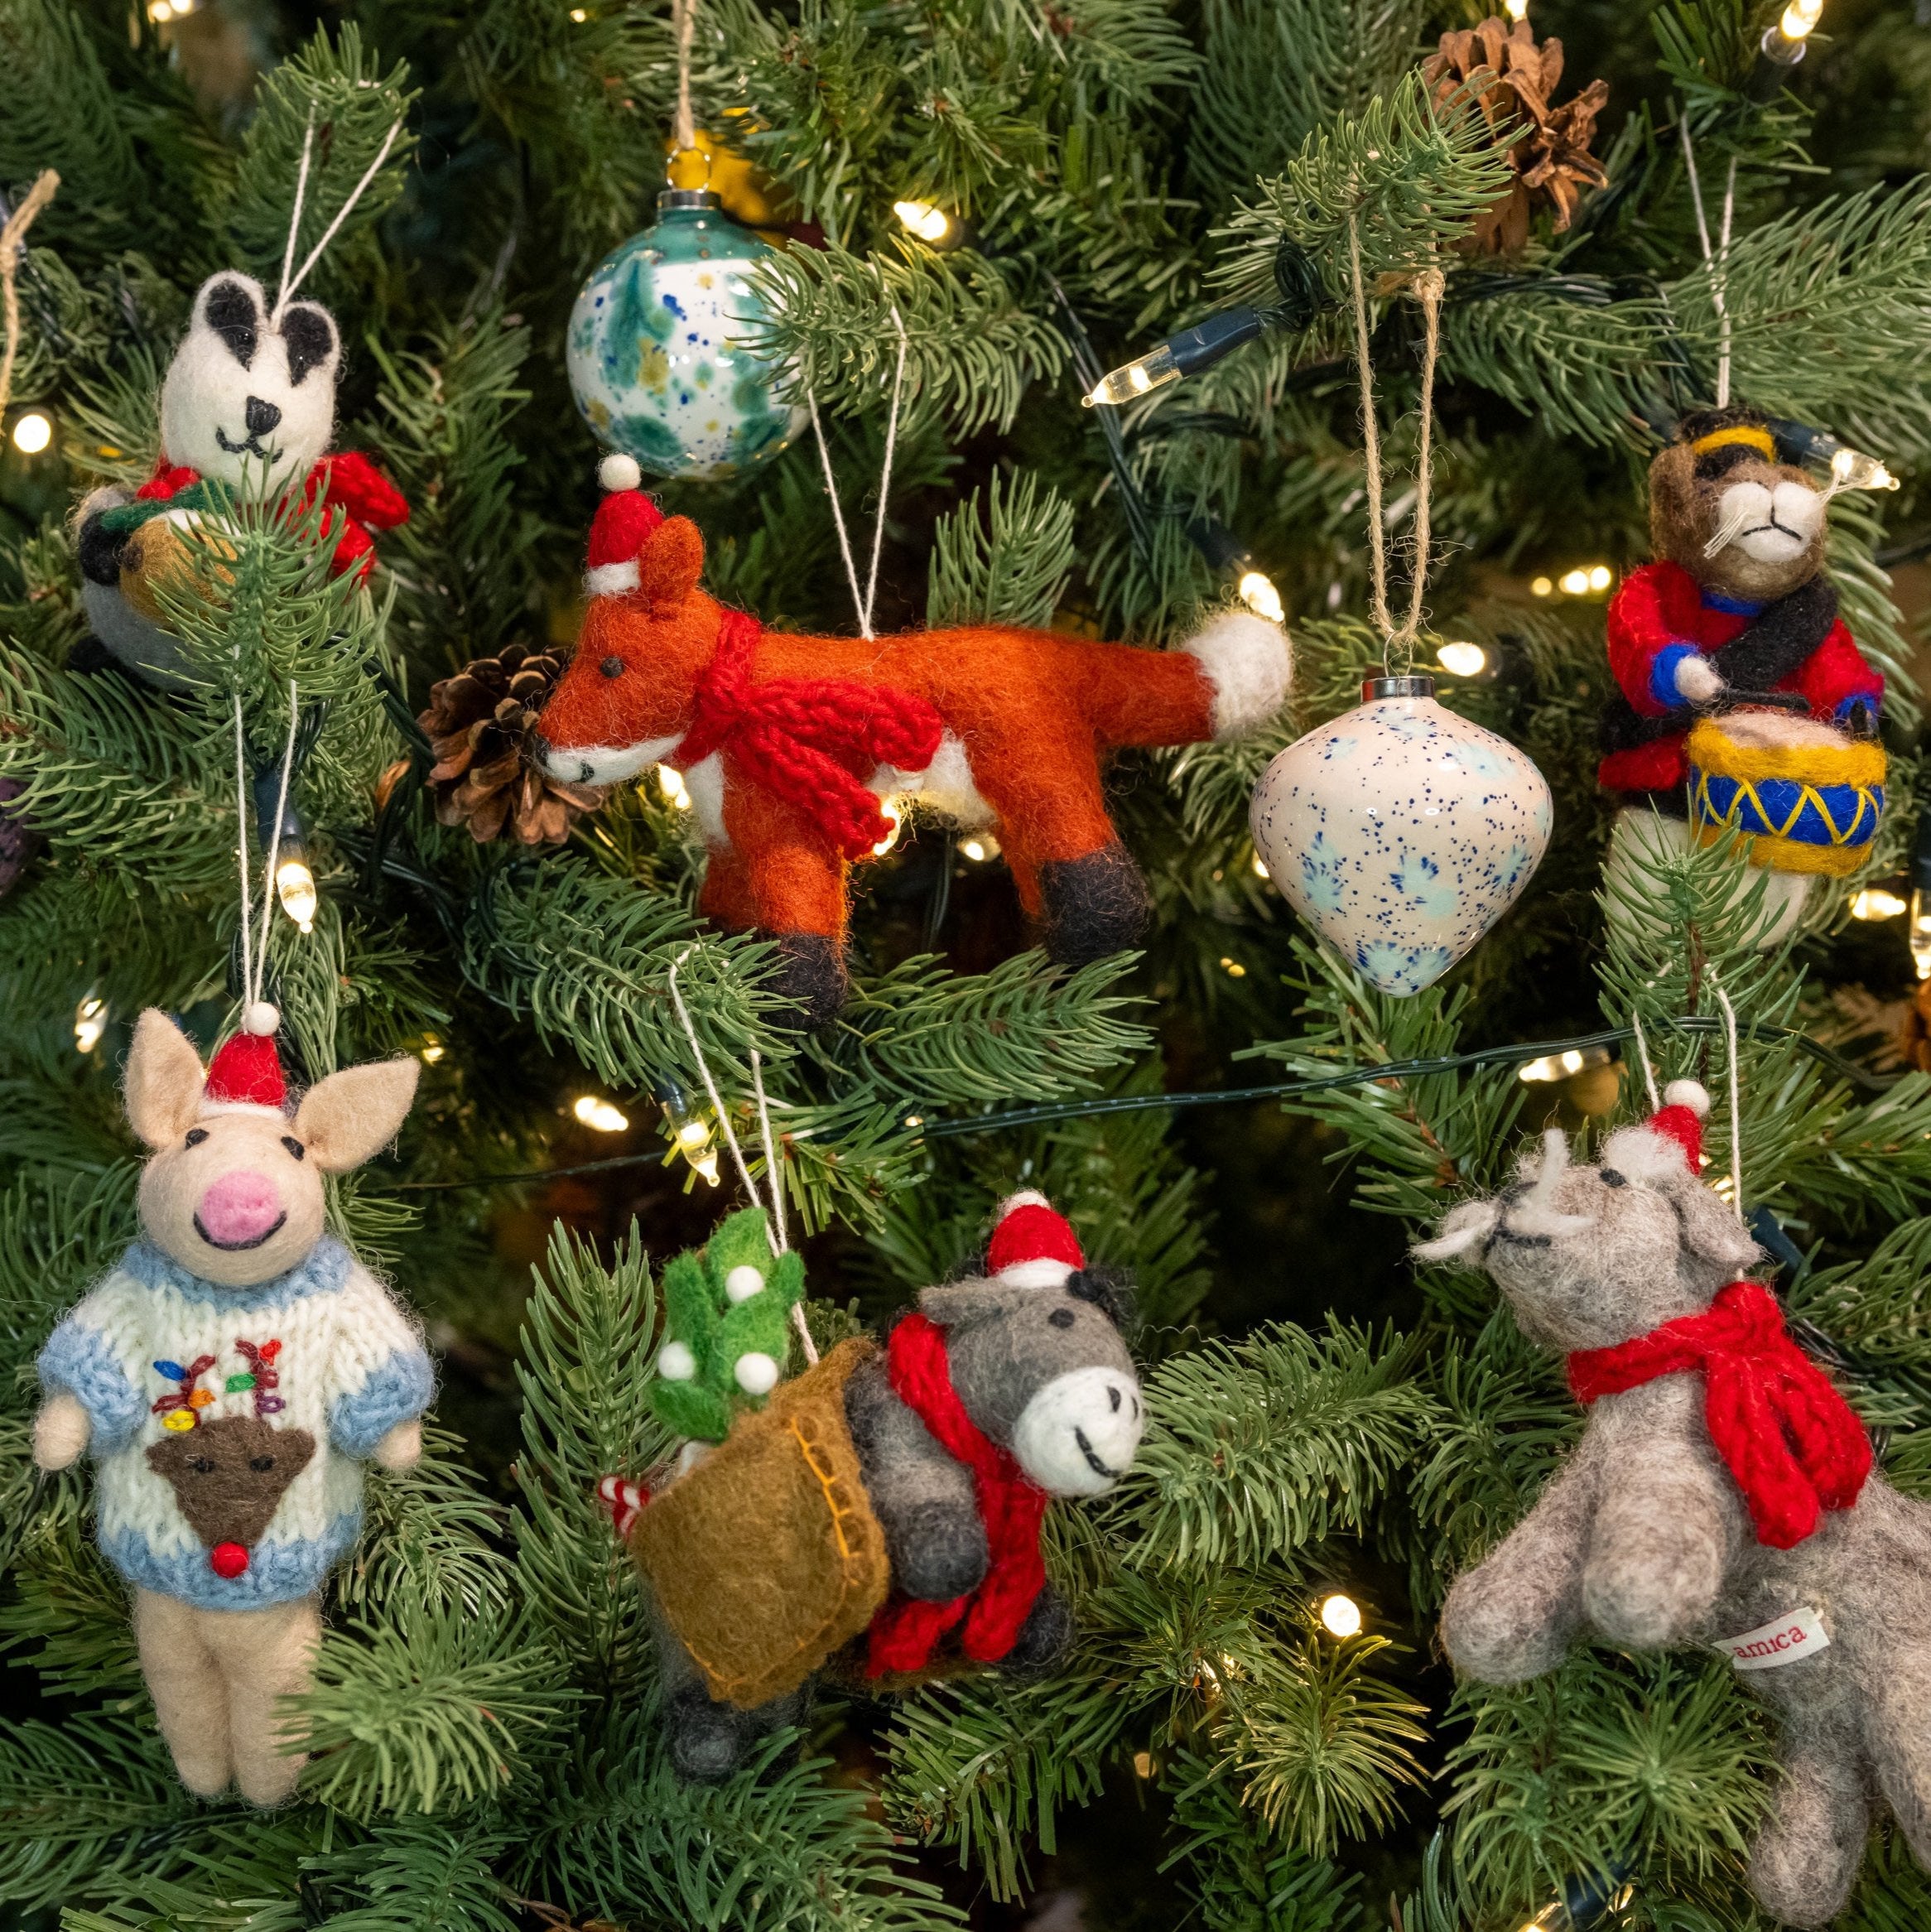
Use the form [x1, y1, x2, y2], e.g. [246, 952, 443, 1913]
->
[585, 454, 665, 598]
[986, 1190, 1086, 1289]
[1606, 1078, 1711, 1183]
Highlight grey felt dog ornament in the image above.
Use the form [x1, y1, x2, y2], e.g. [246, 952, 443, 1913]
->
[604, 1191, 1145, 1781]
[1418, 1082, 1931, 1926]
[35, 1008, 431, 1805]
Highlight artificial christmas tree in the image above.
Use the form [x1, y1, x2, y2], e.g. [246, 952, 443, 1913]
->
[4, 0, 1931, 1929]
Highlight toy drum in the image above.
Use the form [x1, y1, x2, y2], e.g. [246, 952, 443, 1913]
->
[1686, 711, 1884, 876]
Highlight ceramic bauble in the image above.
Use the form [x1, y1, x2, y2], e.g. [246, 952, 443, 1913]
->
[566, 190, 807, 481]
[1250, 674, 1553, 995]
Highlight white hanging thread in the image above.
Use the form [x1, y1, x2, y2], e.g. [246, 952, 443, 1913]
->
[231, 680, 300, 1018]
[272, 110, 407, 324]
[807, 306, 910, 641]
[1710, 976, 1746, 1219]
[670, 0, 698, 158]
[666, 949, 817, 1366]
[1629, 1009, 1663, 1113]
[1678, 118, 1739, 410]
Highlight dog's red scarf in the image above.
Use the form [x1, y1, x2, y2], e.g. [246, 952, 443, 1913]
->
[671, 609, 944, 862]
[865, 1313, 1050, 1677]
[1567, 1279, 1871, 1549]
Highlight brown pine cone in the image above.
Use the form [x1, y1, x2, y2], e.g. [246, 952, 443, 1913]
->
[1423, 17, 1610, 255]
[418, 643, 609, 846]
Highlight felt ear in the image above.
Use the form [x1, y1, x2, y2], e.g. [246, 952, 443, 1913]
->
[292, 1058, 421, 1173]
[638, 516, 705, 610]
[194, 273, 267, 368]
[1667, 1170, 1763, 1274]
[125, 1009, 206, 1150]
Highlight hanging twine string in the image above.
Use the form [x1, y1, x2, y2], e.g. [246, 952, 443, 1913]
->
[666, 948, 817, 1365]
[1709, 975, 1746, 1219]
[1629, 1009, 1664, 1112]
[808, 305, 910, 641]
[1345, 212, 1445, 675]
[1678, 118, 1739, 410]
[671, 0, 698, 157]
[272, 111, 406, 323]
[0, 170, 59, 419]
[254, 681, 299, 1005]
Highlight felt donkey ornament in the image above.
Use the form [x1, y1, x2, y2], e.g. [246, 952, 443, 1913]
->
[606, 1192, 1146, 1781]
[35, 1009, 432, 1806]
[1418, 1084, 1931, 1927]
[74, 120, 410, 691]
[534, 464, 1291, 1021]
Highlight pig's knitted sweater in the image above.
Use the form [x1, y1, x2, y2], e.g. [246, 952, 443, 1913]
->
[38, 1236, 431, 1607]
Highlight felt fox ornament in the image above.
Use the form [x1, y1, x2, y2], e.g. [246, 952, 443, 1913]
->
[535, 459, 1292, 1020]
[1418, 1087, 1931, 1927]
[35, 1009, 431, 1806]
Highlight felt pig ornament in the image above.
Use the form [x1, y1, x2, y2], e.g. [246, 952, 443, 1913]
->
[609, 1191, 1146, 1782]
[1418, 1084, 1931, 1927]
[35, 1009, 431, 1806]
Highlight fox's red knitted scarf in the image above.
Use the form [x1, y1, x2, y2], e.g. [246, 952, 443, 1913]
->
[672, 609, 943, 862]
[865, 1313, 1050, 1678]
[1567, 1279, 1871, 1549]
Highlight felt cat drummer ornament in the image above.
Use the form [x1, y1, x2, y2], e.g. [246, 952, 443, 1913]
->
[600, 1191, 1145, 1781]
[534, 460, 1291, 1020]
[35, 1009, 432, 1805]
[1599, 404, 1885, 942]
[1418, 1086, 1931, 1926]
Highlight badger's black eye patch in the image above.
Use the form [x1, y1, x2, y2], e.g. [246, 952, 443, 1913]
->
[203, 279, 259, 367]
[280, 304, 337, 386]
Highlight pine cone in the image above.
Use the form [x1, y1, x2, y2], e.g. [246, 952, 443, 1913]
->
[1423, 17, 1610, 255]
[419, 643, 608, 846]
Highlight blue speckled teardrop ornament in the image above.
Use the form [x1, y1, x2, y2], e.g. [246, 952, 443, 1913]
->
[566, 190, 807, 481]
[1250, 675, 1553, 995]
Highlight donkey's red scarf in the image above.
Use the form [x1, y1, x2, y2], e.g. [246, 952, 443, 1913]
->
[865, 1312, 1050, 1677]
[1567, 1279, 1871, 1549]
[672, 609, 944, 861]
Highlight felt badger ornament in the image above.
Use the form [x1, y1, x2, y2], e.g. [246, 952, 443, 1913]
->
[534, 465, 1291, 1021]
[1418, 1088, 1931, 1928]
[1600, 405, 1885, 939]
[34, 1010, 432, 1805]
[74, 272, 407, 691]
[606, 1192, 1145, 1781]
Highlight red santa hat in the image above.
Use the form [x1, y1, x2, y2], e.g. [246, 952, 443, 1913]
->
[1604, 1078, 1710, 1183]
[585, 454, 664, 598]
[985, 1190, 1085, 1289]
[200, 1002, 287, 1116]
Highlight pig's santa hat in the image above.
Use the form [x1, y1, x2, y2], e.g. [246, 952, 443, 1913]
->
[200, 1001, 288, 1117]
[986, 1190, 1086, 1289]
[1606, 1078, 1711, 1182]
[585, 454, 664, 598]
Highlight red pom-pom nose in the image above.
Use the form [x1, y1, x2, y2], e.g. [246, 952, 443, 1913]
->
[209, 1542, 249, 1578]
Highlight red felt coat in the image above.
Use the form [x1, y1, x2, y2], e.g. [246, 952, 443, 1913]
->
[1599, 562, 1882, 795]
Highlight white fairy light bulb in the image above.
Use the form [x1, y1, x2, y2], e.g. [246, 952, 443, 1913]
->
[870, 797, 904, 858]
[1910, 889, 1931, 980]
[574, 1095, 629, 1133]
[1586, 565, 1613, 592]
[1436, 641, 1487, 678]
[1831, 446, 1898, 492]
[1083, 344, 1181, 409]
[1237, 569, 1286, 624]
[893, 200, 956, 247]
[657, 764, 691, 810]
[1779, 0, 1825, 38]
[275, 856, 317, 932]
[1504, 0, 1528, 17]
[1319, 1593, 1363, 1638]
[1850, 888, 1906, 921]
[74, 995, 107, 1054]
[10, 412, 52, 455]
[1558, 567, 1591, 596]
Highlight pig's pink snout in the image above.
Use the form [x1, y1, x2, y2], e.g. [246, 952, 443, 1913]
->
[195, 1170, 285, 1246]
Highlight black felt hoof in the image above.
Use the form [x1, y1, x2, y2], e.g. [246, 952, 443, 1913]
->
[665, 1686, 751, 1784]
[891, 1501, 990, 1602]
[67, 635, 116, 675]
[1038, 843, 1151, 966]
[1001, 1586, 1075, 1674]
[761, 932, 850, 1027]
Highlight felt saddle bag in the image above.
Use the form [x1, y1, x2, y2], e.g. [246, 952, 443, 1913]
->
[628, 1336, 889, 1709]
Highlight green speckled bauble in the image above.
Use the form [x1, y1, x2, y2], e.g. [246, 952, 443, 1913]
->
[567, 190, 807, 482]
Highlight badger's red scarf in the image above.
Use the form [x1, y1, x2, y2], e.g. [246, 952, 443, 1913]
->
[865, 1312, 1050, 1678]
[1567, 1279, 1871, 1550]
[672, 609, 944, 863]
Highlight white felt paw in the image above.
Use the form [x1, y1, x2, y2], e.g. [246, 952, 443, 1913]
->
[1673, 654, 1724, 703]
[32, 1394, 90, 1471]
